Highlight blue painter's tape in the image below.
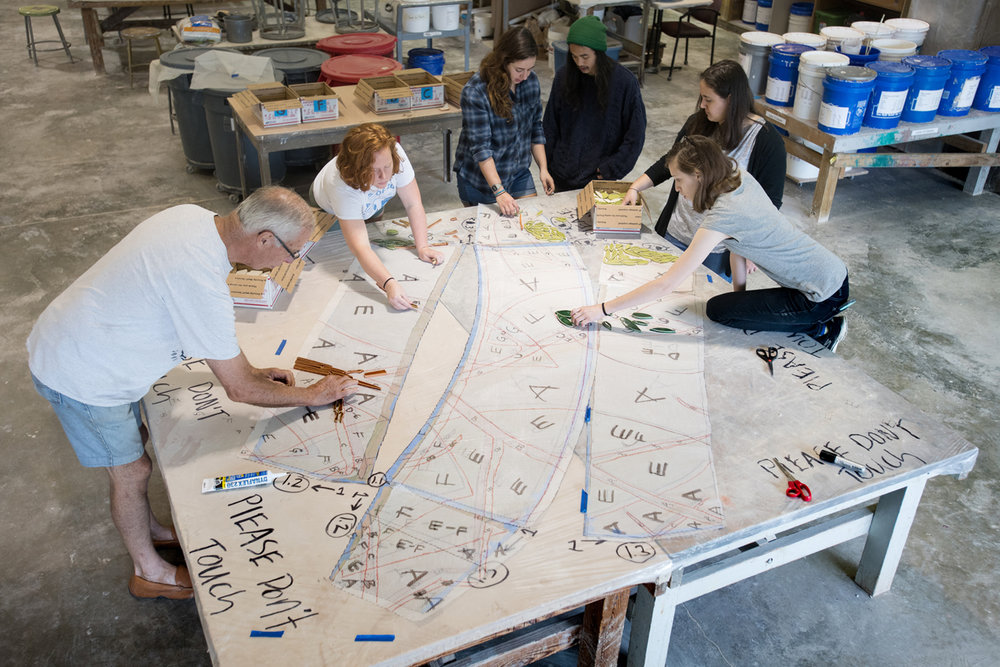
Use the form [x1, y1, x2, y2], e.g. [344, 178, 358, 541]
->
[580, 490, 588, 513]
[250, 630, 284, 638]
[706, 274, 713, 283]
[275, 339, 287, 355]
[355, 634, 395, 642]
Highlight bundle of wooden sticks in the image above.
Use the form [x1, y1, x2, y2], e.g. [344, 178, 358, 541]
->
[294, 357, 383, 391]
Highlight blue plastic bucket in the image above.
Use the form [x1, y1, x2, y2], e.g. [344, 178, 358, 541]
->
[836, 45, 880, 67]
[862, 61, 914, 129]
[818, 65, 877, 134]
[765, 43, 815, 106]
[972, 45, 1000, 111]
[900, 55, 951, 122]
[755, 0, 772, 32]
[407, 47, 445, 75]
[937, 49, 988, 116]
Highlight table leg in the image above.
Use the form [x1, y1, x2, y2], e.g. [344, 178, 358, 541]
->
[234, 122, 249, 200]
[443, 128, 452, 183]
[627, 583, 676, 667]
[963, 126, 1000, 196]
[650, 9, 664, 73]
[258, 145, 272, 189]
[855, 477, 928, 597]
[577, 589, 629, 667]
[81, 8, 105, 75]
[812, 149, 842, 223]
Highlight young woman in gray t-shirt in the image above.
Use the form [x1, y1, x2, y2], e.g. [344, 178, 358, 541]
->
[572, 135, 851, 351]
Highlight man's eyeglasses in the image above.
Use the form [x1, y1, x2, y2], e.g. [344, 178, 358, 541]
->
[270, 231, 300, 260]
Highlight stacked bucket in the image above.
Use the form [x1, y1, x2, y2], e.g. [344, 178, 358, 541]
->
[737, 12, 1000, 137]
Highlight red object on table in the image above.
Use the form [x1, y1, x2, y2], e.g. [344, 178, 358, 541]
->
[317, 33, 397, 57]
[319, 54, 404, 86]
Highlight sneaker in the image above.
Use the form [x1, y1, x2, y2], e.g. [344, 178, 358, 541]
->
[814, 316, 848, 352]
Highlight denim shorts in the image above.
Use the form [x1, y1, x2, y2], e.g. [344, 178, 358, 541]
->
[31, 373, 145, 468]
[457, 168, 536, 206]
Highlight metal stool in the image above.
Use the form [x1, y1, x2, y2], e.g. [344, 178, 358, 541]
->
[121, 26, 163, 88]
[19, 5, 74, 66]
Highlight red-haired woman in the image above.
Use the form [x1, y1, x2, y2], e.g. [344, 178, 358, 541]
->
[454, 26, 554, 216]
[312, 123, 442, 310]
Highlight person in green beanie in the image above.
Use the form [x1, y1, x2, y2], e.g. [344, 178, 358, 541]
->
[543, 15, 646, 191]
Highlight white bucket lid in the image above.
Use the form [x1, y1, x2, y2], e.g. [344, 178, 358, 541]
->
[871, 38, 917, 53]
[783, 32, 826, 48]
[820, 26, 865, 43]
[741, 31, 785, 47]
[884, 18, 929, 33]
[851, 21, 895, 38]
[799, 50, 850, 70]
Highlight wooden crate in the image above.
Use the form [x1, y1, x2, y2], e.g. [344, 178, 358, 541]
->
[576, 180, 645, 235]
[394, 68, 446, 109]
[288, 82, 340, 122]
[443, 70, 475, 107]
[355, 75, 413, 114]
[244, 83, 302, 127]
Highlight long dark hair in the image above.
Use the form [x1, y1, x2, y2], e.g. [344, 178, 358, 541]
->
[686, 60, 755, 151]
[479, 27, 537, 120]
[561, 48, 616, 111]
[665, 135, 741, 213]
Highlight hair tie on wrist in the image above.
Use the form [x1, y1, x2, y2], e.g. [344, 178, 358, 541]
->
[381, 276, 395, 290]
[601, 302, 610, 316]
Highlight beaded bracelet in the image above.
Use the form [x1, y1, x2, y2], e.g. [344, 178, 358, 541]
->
[381, 276, 395, 290]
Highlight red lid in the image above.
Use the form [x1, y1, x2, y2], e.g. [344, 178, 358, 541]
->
[320, 55, 403, 84]
[316, 33, 397, 56]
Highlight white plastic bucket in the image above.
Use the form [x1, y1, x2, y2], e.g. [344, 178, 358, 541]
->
[873, 38, 917, 62]
[431, 4, 459, 31]
[851, 20, 895, 48]
[885, 18, 929, 51]
[402, 6, 430, 33]
[742, 0, 757, 25]
[792, 50, 850, 120]
[821, 26, 865, 55]
[739, 31, 785, 96]
[472, 11, 492, 40]
[786, 137, 822, 180]
[783, 32, 826, 49]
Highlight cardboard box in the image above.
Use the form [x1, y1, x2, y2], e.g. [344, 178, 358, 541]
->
[576, 180, 645, 238]
[288, 82, 340, 123]
[442, 70, 474, 107]
[354, 75, 413, 114]
[245, 83, 302, 127]
[394, 68, 446, 109]
[227, 211, 334, 308]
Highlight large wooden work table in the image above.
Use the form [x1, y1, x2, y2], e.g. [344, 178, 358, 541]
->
[146, 196, 977, 665]
[756, 101, 1000, 223]
[229, 86, 463, 196]
[68, 0, 244, 75]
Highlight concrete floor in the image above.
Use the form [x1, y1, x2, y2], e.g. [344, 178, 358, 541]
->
[1, 6, 998, 666]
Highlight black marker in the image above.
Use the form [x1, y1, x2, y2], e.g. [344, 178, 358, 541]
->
[819, 450, 866, 474]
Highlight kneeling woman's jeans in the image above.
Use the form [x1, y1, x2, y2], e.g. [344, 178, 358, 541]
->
[706, 275, 850, 337]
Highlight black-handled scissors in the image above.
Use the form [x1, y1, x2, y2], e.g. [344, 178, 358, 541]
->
[773, 458, 812, 502]
[756, 346, 778, 376]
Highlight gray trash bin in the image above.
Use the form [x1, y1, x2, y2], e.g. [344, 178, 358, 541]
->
[256, 47, 331, 168]
[161, 48, 239, 172]
[202, 87, 286, 201]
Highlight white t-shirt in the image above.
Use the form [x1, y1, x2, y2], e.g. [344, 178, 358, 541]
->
[27, 205, 241, 406]
[311, 142, 415, 221]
